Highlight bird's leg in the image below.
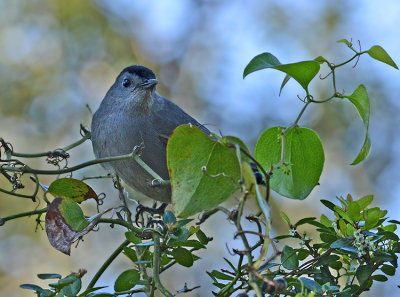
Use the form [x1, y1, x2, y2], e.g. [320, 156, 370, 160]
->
[135, 202, 167, 226]
[131, 145, 170, 187]
[112, 175, 133, 225]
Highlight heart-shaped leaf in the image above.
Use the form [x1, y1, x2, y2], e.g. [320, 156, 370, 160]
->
[167, 125, 241, 217]
[243, 53, 320, 91]
[255, 126, 324, 199]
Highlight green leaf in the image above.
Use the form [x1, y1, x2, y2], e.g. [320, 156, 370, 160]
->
[315, 255, 340, 266]
[357, 195, 374, 210]
[382, 224, 397, 232]
[364, 207, 383, 229]
[20, 284, 43, 292]
[61, 275, 81, 297]
[171, 228, 191, 242]
[195, 229, 209, 245]
[345, 84, 371, 165]
[297, 249, 310, 261]
[160, 253, 172, 266]
[168, 240, 205, 249]
[57, 198, 90, 231]
[337, 38, 353, 48]
[244, 53, 320, 91]
[37, 273, 62, 280]
[331, 238, 353, 249]
[320, 214, 332, 227]
[381, 264, 395, 276]
[334, 206, 352, 223]
[274, 61, 320, 91]
[295, 217, 317, 227]
[114, 269, 140, 292]
[321, 199, 336, 211]
[279, 56, 325, 95]
[347, 201, 361, 221]
[346, 224, 356, 236]
[300, 277, 323, 293]
[329, 261, 343, 271]
[167, 125, 241, 217]
[372, 274, 388, 282]
[243, 52, 281, 77]
[320, 232, 337, 244]
[163, 211, 177, 225]
[255, 126, 324, 200]
[281, 245, 299, 270]
[125, 232, 142, 244]
[279, 74, 291, 96]
[280, 211, 291, 224]
[175, 218, 193, 229]
[50, 274, 77, 289]
[172, 247, 194, 267]
[123, 247, 138, 262]
[210, 270, 235, 281]
[367, 45, 398, 69]
[338, 219, 347, 235]
[356, 265, 372, 286]
[47, 178, 98, 203]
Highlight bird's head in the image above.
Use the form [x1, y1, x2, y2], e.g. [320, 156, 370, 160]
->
[107, 65, 159, 110]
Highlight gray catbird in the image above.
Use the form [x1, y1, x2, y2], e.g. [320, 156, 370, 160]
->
[91, 65, 210, 203]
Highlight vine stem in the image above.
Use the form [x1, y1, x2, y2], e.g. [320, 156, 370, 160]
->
[0, 172, 40, 201]
[274, 100, 311, 170]
[332, 51, 366, 69]
[85, 239, 130, 291]
[0, 208, 46, 225]
[2, 153, 135, 175]
[10, 132, 91, 158]
[235, 192, 263, 297]
[3, 150, 167, 188]
[152, 232, 173, 297]
[0, 208, 144, 236]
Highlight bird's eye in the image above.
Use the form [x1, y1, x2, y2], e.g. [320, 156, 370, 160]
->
[122, 78, 131, 88]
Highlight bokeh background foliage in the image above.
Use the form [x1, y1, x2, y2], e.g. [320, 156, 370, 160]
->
[0, 0, 399, 296]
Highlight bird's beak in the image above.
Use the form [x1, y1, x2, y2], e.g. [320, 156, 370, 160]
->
[139, 78, 158, 89]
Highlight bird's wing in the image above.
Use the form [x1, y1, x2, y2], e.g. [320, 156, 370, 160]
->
[152, 96, 211, 146]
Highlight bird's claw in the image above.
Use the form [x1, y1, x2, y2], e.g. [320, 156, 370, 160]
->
[135, 202, 167, 226]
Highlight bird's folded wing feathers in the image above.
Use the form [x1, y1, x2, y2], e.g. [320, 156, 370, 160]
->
[153, 97, 211, 147]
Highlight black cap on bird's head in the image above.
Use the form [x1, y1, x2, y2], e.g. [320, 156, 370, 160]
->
[121, 65, 156, 80]
[116, 65, 158, 91]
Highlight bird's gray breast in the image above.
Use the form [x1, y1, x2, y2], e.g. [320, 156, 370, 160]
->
[91, 107, 171, 202]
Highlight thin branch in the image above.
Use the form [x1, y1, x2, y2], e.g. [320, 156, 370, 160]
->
[0, 208, 47, 226]
[85, 240, 130, 291]
[10, 132, 91, 158]
[172, 283, 201, 296]
[98, 218, 143, 234]
[234, 192, 263, 296]
[3, 153, 135, 175]
[152, 232, 173, 297]
[113, 175, 133, 225]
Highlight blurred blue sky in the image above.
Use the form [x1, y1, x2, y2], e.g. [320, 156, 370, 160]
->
[0, 0, 399, 296]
